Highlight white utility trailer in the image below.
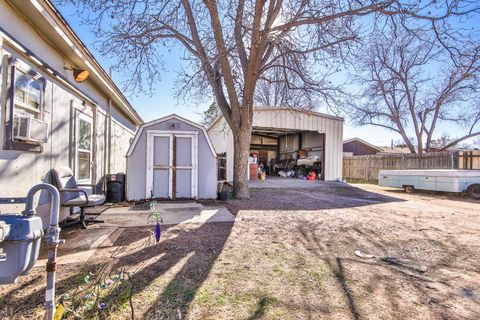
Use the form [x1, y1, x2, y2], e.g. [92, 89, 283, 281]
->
[378, 169, 480, 199]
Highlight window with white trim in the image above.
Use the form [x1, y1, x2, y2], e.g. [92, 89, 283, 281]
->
[14, 68, 43, 117]
[3, 58, 46, 152]
[76, 113, 93, 182]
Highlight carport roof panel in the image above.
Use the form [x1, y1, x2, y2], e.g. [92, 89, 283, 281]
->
[252, 108, 344, 132]
[253, 127, 319, 138]
[208, 107, 344, 132]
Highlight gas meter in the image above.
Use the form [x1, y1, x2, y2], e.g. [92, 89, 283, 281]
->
[0, 213, 43, 283]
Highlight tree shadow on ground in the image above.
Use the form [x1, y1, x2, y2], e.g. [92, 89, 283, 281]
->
[0, 220, 234, 319]
[290, 218, 480, 320]
[111, 221, 234, 318]
[214, 183, 405, 215]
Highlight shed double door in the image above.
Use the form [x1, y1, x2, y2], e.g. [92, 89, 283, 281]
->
[147, 131, 198, 199]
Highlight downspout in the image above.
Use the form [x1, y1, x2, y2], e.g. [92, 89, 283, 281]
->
[103, 105, 108, 189]
[108, 98, 112, 174]
[91, 104, 97, 192]
[49, 83, 54, 170]
[107, 68, 112, 174]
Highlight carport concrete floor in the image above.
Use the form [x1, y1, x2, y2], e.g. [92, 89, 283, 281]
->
[249, 175, 343, 188]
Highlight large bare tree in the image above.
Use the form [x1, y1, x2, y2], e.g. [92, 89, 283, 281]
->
[62, 0, 479, 196]
[349, 28, 480, 153]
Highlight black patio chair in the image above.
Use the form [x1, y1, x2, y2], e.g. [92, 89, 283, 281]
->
[51, 166, 105, 229]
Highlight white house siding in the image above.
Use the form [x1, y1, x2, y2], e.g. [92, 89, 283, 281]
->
[208, 109, 344, 181]
[110, 118, 135, 174]
[0, 1, 138, 225]
[208, 118, 235, 182]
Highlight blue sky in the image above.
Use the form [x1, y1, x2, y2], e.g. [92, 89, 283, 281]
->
[56, 4, 473, 147]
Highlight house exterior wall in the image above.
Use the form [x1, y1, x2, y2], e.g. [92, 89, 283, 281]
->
[208, 109, 344, 181]
[207, 117, 235, 182]
[343, 141, 381, 156]
[127, 117, 217, 200]
[0, 2, 138, 226]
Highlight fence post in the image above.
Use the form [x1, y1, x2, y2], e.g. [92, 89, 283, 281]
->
[365, 156, 369, 181]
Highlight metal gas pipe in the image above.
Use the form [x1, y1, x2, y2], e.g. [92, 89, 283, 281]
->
[22, 184, 64, 320]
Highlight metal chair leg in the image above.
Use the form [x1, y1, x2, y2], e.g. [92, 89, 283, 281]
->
[80, 207, 87, 229]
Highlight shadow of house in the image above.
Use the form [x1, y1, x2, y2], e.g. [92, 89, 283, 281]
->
[0, 220, 234, 319]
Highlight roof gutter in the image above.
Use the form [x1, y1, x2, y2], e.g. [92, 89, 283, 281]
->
[0, 26, 97, 107]
[32, 0, 143, 125]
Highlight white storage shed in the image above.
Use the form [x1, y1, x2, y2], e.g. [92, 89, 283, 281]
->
[126, 114, 217, 200]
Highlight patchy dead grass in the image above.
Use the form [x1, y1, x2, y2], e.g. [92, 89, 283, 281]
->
[1, 183, 480, 319]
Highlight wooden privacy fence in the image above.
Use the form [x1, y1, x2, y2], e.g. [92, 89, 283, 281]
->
[343, 150, 480, 182]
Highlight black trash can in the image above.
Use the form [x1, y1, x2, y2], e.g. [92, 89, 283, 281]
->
[106, 173, 125, 203]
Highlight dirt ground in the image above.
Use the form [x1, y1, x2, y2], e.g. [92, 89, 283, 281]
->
[1, 182, 479, 320]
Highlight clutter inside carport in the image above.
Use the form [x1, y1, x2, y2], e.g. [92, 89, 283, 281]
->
[249, 148, 323, 181]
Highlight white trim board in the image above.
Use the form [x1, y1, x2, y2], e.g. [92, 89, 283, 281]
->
[127, 114, 216, 157]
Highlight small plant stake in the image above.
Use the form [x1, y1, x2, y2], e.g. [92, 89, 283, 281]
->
[148, 201, 164, 243]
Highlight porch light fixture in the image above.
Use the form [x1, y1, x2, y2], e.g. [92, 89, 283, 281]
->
[72, 67, 89, 82]
[65, 66, 90, 83]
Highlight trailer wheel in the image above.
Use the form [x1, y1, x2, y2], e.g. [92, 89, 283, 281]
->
[404, 186, 414, 193]
[467, 184, 480, 200]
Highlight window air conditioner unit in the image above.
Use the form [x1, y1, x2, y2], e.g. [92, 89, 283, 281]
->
[13, 115, 48, 143]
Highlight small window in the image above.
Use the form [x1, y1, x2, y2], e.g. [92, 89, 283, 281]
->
[76, 113, 93, 182]
[14, 69, 43, 117]
[217, 152, 227, 181]
[3, 59, 46, 152]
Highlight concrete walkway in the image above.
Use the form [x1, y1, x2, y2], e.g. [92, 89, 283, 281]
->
[100, 202, 234, 227]
[46, 202, 234, 264]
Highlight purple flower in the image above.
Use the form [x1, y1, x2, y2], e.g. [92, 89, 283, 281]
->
[155, 222, 161, 243]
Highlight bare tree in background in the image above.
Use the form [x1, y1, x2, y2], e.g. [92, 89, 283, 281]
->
[60, 0, 479, 197]
[349, 29, 480, 153]
[200, 102, 221, 127]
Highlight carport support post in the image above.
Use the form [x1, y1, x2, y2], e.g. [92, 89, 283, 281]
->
[321, 133, 325, 181]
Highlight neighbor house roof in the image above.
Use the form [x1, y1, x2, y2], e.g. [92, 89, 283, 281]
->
[1, 0, 143, 126]
[343, 137, 384, 152]
[378, 146, 414, 154]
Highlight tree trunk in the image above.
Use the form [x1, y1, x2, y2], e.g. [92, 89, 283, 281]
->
[232, 125, 252, 199]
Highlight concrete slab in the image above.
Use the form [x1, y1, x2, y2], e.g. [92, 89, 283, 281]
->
[100, 202, 234, 227]
[249, 176, 346, 189]
[36, 202, 234, 265]
[59, 226, 119, 252]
